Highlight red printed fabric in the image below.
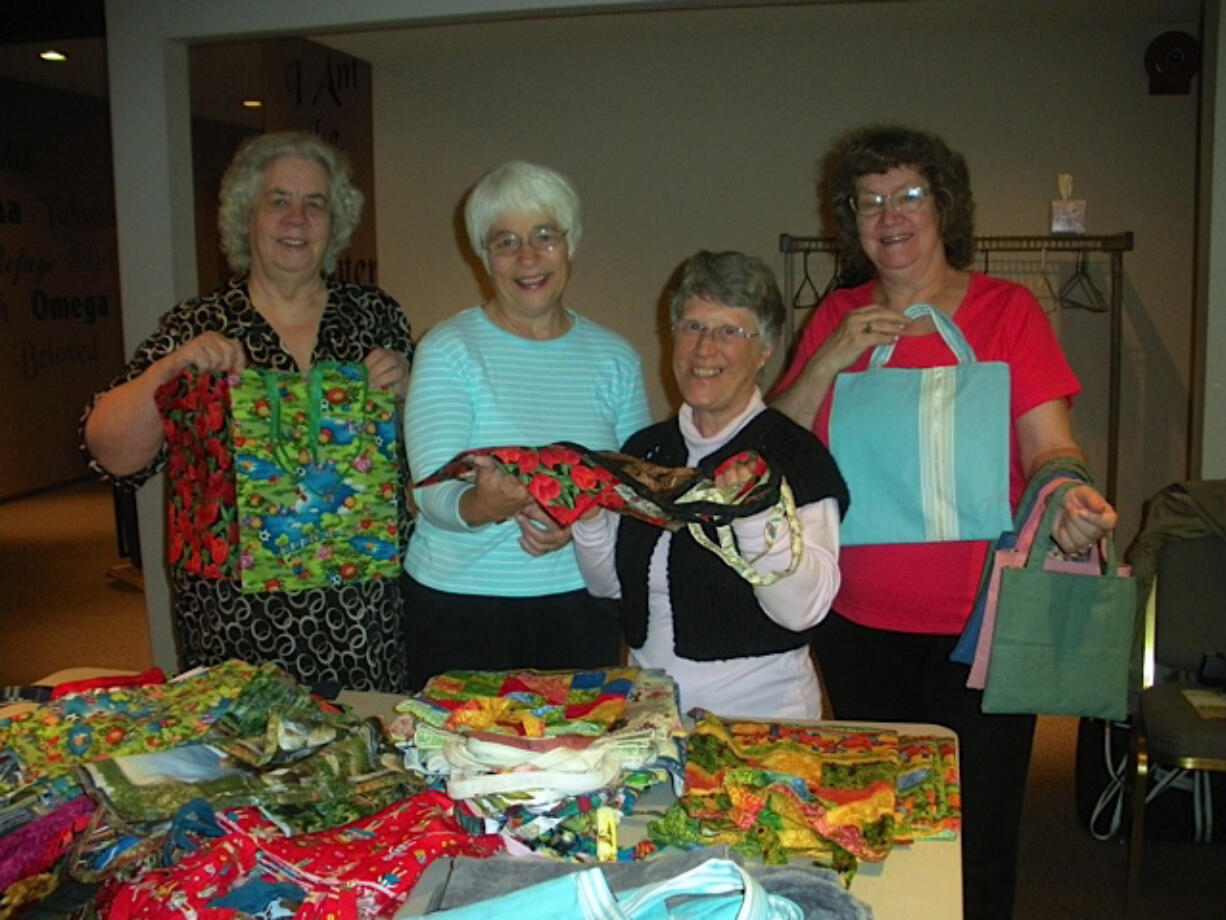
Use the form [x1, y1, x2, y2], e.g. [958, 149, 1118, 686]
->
[106, 791, 503, 920]
[414, 442, 771, 529]
[156, 370, 238, 581]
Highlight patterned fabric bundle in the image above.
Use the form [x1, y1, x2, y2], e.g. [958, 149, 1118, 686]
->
[394, 669, 686, 860]
[415, 443, 775, 530]
[649, 714, 962, 878]
[397, 668, 638, 739]
[107, 792, 503, 920]
[650, 713, 901, 873]
[0, 661, 256, 798]
[894, 736, 961, 841]
[77, 664, 424, 834]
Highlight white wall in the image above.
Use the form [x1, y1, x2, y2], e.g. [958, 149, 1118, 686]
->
[107, 0, 1206, 668]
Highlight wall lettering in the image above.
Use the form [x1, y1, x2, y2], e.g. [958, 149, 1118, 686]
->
[0, 244, 56, 286]
[39, 195, 116, 229]
[334, 257, 377, 285]
[283, 53, 360, 108]
[29, 289, 109, 324]
[0, 198, 22, 224]
[10, 333, 99, 381]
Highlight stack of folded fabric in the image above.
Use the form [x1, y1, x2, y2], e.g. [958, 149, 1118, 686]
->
[393, 667, 687, 860]
[649, 711, 960, 880]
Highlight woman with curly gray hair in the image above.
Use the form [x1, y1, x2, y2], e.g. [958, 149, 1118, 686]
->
[774, 124, 1117, 920]
[81, 131, 414, 691]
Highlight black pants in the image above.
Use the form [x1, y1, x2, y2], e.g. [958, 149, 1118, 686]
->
[813, 612, 1035, 920]
[402, 577, 623, 691]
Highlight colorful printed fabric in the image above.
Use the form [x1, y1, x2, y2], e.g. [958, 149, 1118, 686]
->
[77, 664, 424, 834]
[0, 660, 256, 798]
[415, 443, 774, 530]
[156, 369, 238, 581]
[106, 792, 503, 920]
[650, 713, 901, 872]
[894, 736, 961, 841]
[397, 669, 639, 739]
[230, 361, 402, 593]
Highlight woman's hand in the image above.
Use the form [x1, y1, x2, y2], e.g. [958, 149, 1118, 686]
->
[515, 503, 574, 556]
[1051, 483, 1118, 555]
[156, 331, 247, 383]
[815, 306, 909, 375]
[773, 306, 908, 429]
[459, 455, 534, 526]
[364, 347, 411, 399]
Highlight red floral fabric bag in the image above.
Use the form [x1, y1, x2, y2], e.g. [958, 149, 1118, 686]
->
[155, 370, 239, 581]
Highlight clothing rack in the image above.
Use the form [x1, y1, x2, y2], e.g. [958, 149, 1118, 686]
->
[778, 232, 1135, 503]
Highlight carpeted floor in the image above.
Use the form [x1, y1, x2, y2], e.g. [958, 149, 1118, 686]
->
[1, 480, 1222, 918]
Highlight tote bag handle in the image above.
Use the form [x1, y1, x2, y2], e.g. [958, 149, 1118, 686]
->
[1027, 480, 1121, 576]
[868, 302, 975, 369]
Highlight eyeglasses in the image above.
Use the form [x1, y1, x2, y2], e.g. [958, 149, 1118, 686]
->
[849, 185, 932, 218]
[673, 319, 762, 346]
[484, 225, 567, 257]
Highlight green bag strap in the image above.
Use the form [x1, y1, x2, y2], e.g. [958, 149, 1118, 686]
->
[308, 361, 372, 463]
[686, 478, 804, 587]
[1027, 479, 1120, 576]
[263, 370, 307, 472]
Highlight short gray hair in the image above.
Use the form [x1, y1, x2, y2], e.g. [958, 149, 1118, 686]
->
[669, 250, 785, 351]
[464, 161, 582, 265]
[218, 131, 364, 276]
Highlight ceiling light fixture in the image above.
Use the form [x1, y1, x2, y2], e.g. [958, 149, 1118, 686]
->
[40, 50, 68, 62]
[242, 98, 263, 109]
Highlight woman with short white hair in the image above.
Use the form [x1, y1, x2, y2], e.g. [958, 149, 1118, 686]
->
[403, 160, 650, 689]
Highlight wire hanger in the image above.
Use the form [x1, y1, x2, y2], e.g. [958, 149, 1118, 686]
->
[817, 251, 844, 303]
[792, 250, 821, 309]
[1058, 251, 1109, 312]
[1037, 247, 1059, 314]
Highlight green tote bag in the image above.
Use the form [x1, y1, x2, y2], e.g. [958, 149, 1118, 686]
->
[981, 481, 1136, 720]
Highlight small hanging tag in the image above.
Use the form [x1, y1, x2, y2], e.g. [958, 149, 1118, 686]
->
[1051, 173, 1087, 235]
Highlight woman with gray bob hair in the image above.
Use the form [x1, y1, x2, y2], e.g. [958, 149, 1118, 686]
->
[464, 160, 583, 263]
[668, 249, 786, 352]
[81, 130, 414, 692]
[572, 249, 848, 721]
[218, 131, 365, 276]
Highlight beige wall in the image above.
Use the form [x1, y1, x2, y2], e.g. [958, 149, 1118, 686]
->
[325, 3, 1198, 539]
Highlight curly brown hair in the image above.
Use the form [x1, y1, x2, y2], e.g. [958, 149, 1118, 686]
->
[821, 125, 976, 281]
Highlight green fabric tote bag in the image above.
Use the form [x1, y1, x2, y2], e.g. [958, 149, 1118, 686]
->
[981, 481, 1136, 721]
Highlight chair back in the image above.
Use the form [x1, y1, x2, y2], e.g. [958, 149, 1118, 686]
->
[1152, 533, 1226, 677]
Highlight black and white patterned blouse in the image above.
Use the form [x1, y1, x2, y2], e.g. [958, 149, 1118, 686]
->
[80, 276, 415, 691]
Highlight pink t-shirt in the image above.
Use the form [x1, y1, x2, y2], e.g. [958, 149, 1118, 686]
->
[774, 272, 1080, 634]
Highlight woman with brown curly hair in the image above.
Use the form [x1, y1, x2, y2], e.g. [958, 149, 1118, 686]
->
[774, 125, 1117, 920]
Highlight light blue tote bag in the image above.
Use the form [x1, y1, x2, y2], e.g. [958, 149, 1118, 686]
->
[830, 302, 1012, 546]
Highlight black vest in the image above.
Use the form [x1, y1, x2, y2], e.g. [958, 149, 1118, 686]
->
[615, 409, 848, 661]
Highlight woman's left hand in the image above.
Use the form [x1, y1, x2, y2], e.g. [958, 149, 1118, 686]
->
[515, 503, 573, 556]
[1051, 483, 1118, 555]
[364, 348, 410, 399]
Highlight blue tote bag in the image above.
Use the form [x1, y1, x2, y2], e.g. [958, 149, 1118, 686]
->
[829, 302, 1012, 546]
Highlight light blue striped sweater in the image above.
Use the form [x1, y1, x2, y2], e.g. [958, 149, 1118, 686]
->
[404, 306, 651, 596]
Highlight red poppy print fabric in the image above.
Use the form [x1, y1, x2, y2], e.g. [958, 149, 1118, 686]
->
[414, 442, 773, 529]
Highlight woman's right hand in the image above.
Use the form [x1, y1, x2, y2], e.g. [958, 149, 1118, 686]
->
[459, 455, 534, 526]
[153, 332, 247, 385]
[811, 306, 908, 376]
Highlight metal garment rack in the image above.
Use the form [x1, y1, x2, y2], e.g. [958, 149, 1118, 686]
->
[778, 231, 1135, 503]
